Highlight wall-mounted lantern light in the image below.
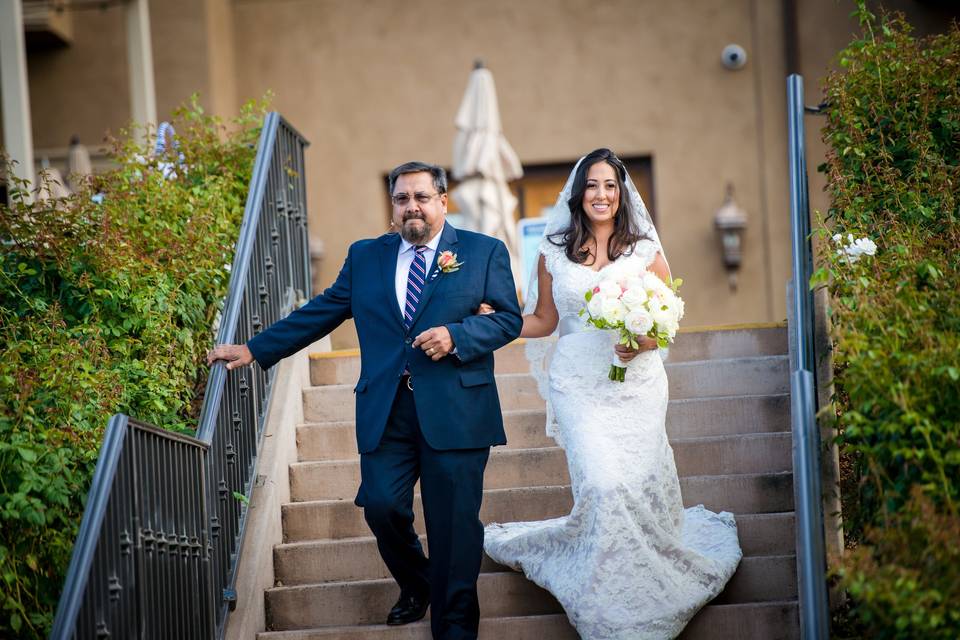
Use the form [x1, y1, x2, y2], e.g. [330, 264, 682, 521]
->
[714, 183, 747, 291]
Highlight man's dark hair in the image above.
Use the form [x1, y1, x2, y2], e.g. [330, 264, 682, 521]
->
[388, 161, 448, 195]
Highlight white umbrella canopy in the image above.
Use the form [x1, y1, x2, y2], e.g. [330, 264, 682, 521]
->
[66, 134, 93, 191]
[451, 63, 523, 284]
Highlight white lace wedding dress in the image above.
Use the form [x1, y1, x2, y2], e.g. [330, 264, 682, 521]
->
[484, 237, 742, 639]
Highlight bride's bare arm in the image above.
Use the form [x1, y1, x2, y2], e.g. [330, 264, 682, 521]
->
[476, 255, 558, 338]
[521, 255, 559, 338]
[648, 251, 672, 283]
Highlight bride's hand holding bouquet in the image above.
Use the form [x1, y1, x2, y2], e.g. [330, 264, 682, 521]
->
[580, 270, 684, 381]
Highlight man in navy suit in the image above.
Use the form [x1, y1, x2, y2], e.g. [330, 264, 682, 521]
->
[207, 161, 522, 639]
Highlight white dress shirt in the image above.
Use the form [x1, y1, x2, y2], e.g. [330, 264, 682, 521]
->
[395, 224, 445, 315]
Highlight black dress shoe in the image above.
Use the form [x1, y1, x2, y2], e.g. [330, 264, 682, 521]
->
[385, 591, 429, 625]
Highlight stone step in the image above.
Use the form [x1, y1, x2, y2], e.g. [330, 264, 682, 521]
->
[296, 394, 791, 461]
[667, 393, 790, 438]
[290, 436, 792, 502]
[258, 600, 799, 639]
[274, 512, 794, 585]
[258, 615, 579, 640]
[264, 556, 796, 630]
[672, 432, 792, 477]
[302, 356, 789, 422]
[308, 325, 789, 385]
[266, 570, 561, 631]
[282, 476, 794, 542]
[290, 447, 568, 502]
[678, 600, 800, 640]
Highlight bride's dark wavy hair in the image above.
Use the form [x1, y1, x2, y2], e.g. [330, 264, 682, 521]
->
[549, 148, 648, 265]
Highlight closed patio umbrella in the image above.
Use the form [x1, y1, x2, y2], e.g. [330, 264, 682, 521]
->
[451, 61, 523, 285]
[66, 135, 93, 191]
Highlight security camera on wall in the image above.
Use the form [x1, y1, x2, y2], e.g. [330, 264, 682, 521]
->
[721, 44, 748, 70]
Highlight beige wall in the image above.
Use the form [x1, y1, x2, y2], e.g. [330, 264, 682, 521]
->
[26, 0, 234, 153]
[27, 5, 129, 150]
[15, 0, 956, 349]
[232, 0, 793, 346]
[797, 0, 956, 223]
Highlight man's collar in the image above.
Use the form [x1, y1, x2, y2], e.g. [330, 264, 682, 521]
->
[399, 222, 446, 253]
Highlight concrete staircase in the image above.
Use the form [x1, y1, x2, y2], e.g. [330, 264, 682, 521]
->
[257, 325, 801, 639]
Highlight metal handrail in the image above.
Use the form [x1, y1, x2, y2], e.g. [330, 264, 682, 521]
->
[786, 74, 830, 639]
[50, 112, 310, 639]
[49, 415, 131, 639]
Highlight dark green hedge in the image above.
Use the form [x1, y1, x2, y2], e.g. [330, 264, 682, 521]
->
[816, 4, 959, 637]
[0, 97, 265, 637]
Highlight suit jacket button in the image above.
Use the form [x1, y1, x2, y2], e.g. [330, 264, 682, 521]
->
[404, 337, 412, 345]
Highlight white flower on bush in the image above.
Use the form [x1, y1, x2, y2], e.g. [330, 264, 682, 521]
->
[833, 233, 877, 263]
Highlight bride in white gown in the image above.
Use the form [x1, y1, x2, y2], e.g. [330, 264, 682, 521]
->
[482, 149, 742, 639]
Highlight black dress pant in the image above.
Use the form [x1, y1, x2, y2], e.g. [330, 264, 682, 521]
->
[355, 381, 490, 640]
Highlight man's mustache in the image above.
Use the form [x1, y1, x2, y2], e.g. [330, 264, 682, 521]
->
[403, 213, 426, 222]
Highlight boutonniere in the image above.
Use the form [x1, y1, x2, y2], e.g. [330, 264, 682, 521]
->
[437, 250, 463, 274]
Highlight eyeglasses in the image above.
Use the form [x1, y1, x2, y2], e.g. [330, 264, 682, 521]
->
[391, 192, 442, 207]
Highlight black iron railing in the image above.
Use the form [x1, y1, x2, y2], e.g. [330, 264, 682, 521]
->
[50, 112, 310, 639]
[786, 74, 830, 639]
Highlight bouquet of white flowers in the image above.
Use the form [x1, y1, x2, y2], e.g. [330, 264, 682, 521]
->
[579, 270, 685, 382]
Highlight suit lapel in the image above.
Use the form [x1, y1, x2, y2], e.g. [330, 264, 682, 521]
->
[379, 233, 405, 328]
[408, 223, 458, 331]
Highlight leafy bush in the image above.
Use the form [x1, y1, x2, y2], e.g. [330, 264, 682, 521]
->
[837, 487, 960, 639]
[816, 3, 960, 636]
[0, 96, 265, 637]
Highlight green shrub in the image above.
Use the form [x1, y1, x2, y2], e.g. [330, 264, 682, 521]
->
[816, 3, 960, 636]
[818, 2, 959, 522]
[837, 487, 960, 639]
[0, 96, 265, 638]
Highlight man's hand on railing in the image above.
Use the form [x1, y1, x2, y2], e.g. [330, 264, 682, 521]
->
[206, 344, 254, 370]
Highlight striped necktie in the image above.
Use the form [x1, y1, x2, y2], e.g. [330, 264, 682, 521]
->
[403, 245, 428, 330]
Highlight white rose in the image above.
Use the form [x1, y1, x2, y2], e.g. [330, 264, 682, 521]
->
[673, 295, 685, 321]
[624, 276, 645, 292]
[625, 309, 654, 335]
[587, 293, 604, 318]
[651, 304, 673, 324]
[597, 278, 622, 299]
[642, 272, 668, 295]
[620, 286, 648, 310]
[648, 289, 671, 313]
[600, 297, 627, 324]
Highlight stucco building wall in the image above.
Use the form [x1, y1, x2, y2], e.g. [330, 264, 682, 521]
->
[14, 0, 956, 348]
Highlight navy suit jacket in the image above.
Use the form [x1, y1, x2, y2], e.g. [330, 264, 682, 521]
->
[247, 223, 523, 453]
